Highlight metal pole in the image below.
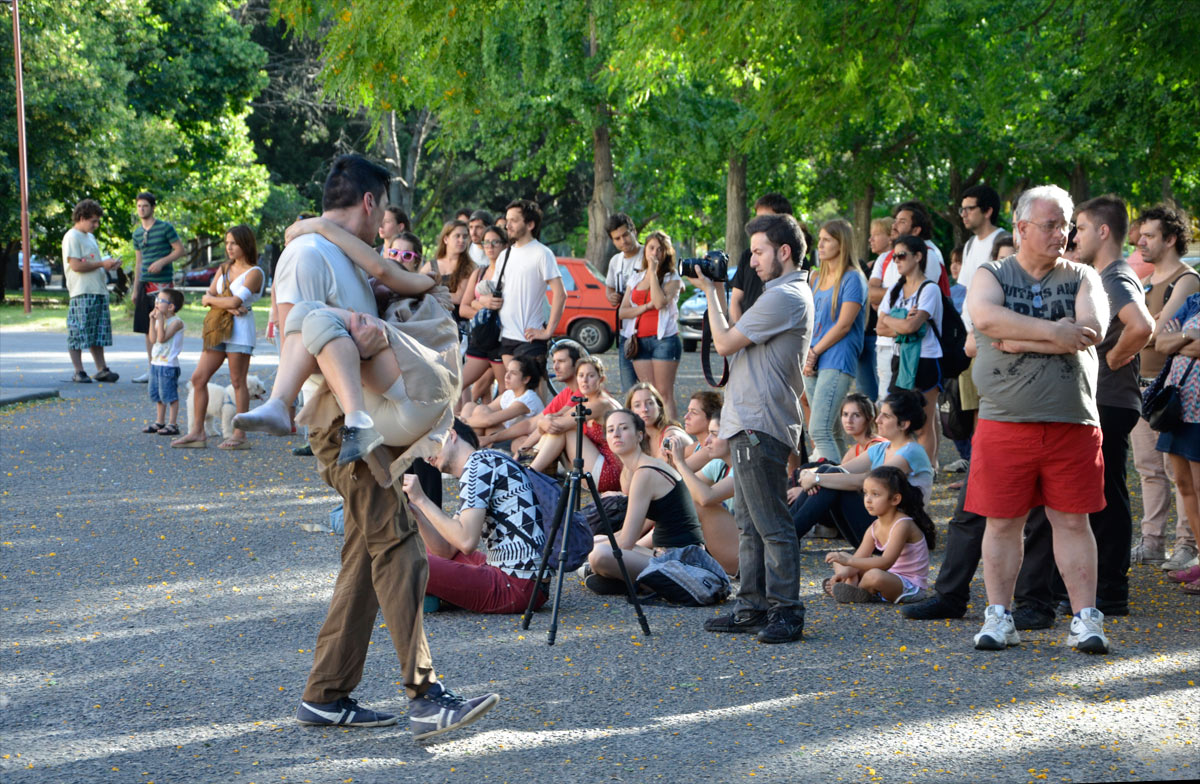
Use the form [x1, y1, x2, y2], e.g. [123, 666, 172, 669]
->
[9, 0, 32, 314]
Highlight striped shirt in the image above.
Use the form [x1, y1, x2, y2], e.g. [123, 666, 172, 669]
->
[133, 220, 180, 283]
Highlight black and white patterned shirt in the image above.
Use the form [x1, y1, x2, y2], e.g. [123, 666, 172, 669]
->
[458, 450, 544, 580]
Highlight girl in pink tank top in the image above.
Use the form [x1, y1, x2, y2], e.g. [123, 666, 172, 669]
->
[823, 466, 936, 604]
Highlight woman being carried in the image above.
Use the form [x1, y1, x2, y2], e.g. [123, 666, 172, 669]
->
[789, 389, 934, 547]
[584, 408, 705, 594]
[823, 466, 935, 604]
[527, 356, 623, 492]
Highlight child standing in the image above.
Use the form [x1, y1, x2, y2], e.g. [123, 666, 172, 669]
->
[145, 289, 186, 436]
[823, 466, 935, 604]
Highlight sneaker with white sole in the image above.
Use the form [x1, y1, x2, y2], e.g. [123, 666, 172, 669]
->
[973, 604, 1020, 650]
[1130, 537, 1166, 565]
[1161, 544, 1199, 572]
[409, 682, 499, 741]
[132, 372, 149, 384]
[1067, 607, 1110, 654]
[296, 696, 397, 727]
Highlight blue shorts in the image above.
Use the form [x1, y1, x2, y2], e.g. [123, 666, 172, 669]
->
[211, 342, 254, 355]
[149, 365, 181, 404]
[634, 334, 682, 361]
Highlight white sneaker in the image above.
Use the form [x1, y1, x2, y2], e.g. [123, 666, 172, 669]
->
[974, 604, 1020, 650]
[132, 372, 149, 384]
[1067, 607, 1109, 654]
[1130, 537, 1166, 565]
[1161, 544, 1199, 571]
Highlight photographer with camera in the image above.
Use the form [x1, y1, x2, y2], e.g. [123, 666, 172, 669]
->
[687, 213, 814, 644]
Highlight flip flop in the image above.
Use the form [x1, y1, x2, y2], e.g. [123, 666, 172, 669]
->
[218, 439, 250, 450]
[832, 582, 881, 604]
[171, 436, 207, 449]
[822, 577, 837, 598]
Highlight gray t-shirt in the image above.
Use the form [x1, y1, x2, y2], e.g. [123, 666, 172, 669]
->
[1095, 259, 1143, 411]
[719, 269, 814, 450]
[971, 255, 1100, 426]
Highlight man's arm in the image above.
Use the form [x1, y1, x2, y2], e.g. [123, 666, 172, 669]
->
[529, 277, 567, 341]
[692, 280, 752, 356]
[131, 247, 142, 301]
[966, 267, 1097, 350]
[728, 287, 745, 324]
[1151, 272, 1200, 340]
[147, 240, 186, 275]
[403, 475, 484, 554]
[868, 277, 887, 308]
[1106, 300, 1154, 370]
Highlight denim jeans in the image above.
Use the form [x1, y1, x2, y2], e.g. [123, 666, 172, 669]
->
[855, 333, 879, 402]
[803, 368, 854, 463]
[730, 431, 802, 612]
[616, 335, 637, 394]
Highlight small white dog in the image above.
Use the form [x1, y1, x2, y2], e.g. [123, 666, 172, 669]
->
[185, 375, 268, 439]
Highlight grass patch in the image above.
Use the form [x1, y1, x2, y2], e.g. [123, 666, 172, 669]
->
[0, 396, 63, 416]
[1, 290, 270, 335]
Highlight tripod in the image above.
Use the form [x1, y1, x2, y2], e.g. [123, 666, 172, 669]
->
[521, 396, 652, 645]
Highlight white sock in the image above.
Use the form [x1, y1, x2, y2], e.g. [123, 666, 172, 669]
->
[345, 410, 374, 429]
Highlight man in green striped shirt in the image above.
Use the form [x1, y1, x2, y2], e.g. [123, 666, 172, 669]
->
[131, 192, 185, 383]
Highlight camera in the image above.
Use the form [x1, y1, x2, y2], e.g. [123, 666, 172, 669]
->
[680, 250, 729, 282]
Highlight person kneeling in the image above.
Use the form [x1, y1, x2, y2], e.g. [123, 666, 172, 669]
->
[403, 418, 549, 614]
[585, 409, 705, 594]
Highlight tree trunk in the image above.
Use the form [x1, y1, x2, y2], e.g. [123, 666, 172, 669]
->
[852, 182, 875, 261]
[587, 122, 616, 273]
[1069, 161, 1089, 205]
[374, 108, 432, 218]
[725, 153, 748, 264]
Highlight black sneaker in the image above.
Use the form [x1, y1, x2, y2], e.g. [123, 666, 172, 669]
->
[584, 572, 627, 595]
[704, 608, 769, 633]
[901, 594, 965, 621]
[1056, 600, 1073, 617]
[296, 696, 397, 727]
[71, 371, 92, 383]
[409, 682, 499, 741]
[1011, 606, 1055, 630]
[336, 426, 384, 466]
[92, 368, 119, 383]
[757, 606, 805, 644]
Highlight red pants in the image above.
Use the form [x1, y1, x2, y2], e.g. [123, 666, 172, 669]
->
[426, 550, 547, 614]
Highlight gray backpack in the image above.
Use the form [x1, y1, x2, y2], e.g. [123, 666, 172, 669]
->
[636, 545, 731, 606]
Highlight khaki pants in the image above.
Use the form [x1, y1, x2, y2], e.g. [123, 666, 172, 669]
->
[301, 421, 437, 703]
[1130, 415, 1194, 549]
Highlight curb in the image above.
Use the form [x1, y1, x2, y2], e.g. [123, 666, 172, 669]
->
[0, 387, 60, 407]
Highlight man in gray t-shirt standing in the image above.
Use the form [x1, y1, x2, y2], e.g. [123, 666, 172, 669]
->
[965, 185, 1113, 656]
[687, 213, 813, 645]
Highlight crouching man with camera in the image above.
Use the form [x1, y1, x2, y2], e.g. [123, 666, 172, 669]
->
[687, 214, 814, 643]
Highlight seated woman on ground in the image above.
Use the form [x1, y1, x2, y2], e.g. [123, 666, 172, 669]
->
[679, 390, 725, 471]
[823, 466, 935, 605]
[585, 408, 705, 594]
[402, 418, 548, 615]
[461, 354, 545, 448]
[626, 382, 691, 461]
[233, 217, 441, 459]
[511, 339, 588, 459]
[837, 392, 888, 463]
[527, 356, 623, 492]
[789, 389, 934, 547]
[662, 411, 740, 576]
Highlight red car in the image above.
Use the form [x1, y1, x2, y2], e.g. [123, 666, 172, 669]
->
[550, 257, 615, 354]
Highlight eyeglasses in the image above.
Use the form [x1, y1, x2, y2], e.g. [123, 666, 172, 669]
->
[385, 248, 421, 264]
[892, 251, 910, 260]
[958, 204, 980, 214]
[1025, 219, 1073, 235]
[482, 240, 507, 248]
[155, 298, 173, 304]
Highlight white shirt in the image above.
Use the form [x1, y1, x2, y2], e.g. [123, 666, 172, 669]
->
[469, 243, 487, 267]
[887, 281, 943, 358]
[606, 248, 643, 339]
[219, 266, 266, 347]
[499, 388, 545, 429]
[870, 240, 946, 347]
[62, 229, 108, 298]
[272, 234, 377, 315]
[620, 267, 682, 340]
[959, 227, 1003, 331]
[497, 239, 561, 342]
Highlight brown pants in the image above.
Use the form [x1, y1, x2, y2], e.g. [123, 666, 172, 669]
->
[301, 421, 437, 703]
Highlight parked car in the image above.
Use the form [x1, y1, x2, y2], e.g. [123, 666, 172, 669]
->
[181, 263, 220, 287]
[677, 268, 735, 352]
[18, 252, 52, 289]
[549, 257, 615, 354]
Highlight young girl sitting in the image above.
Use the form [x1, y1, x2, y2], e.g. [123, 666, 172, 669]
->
[823, 466, 936, 604]
[461, 355, 545, 448]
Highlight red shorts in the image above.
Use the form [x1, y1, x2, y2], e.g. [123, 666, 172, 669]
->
[964, 418, 1104, 518]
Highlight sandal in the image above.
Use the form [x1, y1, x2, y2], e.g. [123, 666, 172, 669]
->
[1182, 579, 1200, 595]
[1168, 564, 1200, 583]
[171, 435, 207, 448]
[142, 423, 165, 434]
[822, 577, 836, 598]
[218, 438, 249, 450]
[157, 424, 180, 436]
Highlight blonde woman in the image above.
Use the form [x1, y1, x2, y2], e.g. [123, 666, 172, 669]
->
[802, 218, 867, 462]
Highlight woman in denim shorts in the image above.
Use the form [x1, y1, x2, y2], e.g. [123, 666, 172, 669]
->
[618, 230, 684, 419]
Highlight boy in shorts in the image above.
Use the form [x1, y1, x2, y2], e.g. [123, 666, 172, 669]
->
[144, 289, 186, 435]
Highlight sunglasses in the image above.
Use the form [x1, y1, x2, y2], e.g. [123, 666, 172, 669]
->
[892, 251, 910, 260]
[386, 248, 422, 264]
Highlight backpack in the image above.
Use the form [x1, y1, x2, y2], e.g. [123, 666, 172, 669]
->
[482, 451, 594, 573]
[915, 280, 970, 381]
[635, 544, 731, 606]
[938, 376, 976, 441]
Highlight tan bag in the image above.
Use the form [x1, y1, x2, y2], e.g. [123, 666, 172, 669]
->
[201, 266, 234, 349]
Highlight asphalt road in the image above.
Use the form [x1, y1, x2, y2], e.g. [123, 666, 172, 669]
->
[1, 329, 1197, 783]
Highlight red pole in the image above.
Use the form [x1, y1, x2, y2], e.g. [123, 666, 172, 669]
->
[11, 0, 32, 314]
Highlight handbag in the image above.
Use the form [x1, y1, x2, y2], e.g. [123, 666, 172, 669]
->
[1142, 356, 1196, 433]
[624, 331, 639, 360]
[201, 265, 235, 349]
[468, 247, 509, 353]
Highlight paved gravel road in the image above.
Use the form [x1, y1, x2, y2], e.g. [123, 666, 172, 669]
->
[1, 330, 1197, 783]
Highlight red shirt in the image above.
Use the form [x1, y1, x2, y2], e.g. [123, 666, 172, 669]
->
[544, 385, 577, 415]
[632, 287, 659, 338]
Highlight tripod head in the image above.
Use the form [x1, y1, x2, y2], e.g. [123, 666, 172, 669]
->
[569, 395, 592, 472]
[570, 394, 592, 420]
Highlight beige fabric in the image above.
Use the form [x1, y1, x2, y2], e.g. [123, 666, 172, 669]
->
[296, 291, 462, 485]
[958, 359, 980, 411]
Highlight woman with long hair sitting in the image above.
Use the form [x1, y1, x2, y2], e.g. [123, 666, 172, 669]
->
[527, 356, 623, 492]
[626, 381, 691, 460]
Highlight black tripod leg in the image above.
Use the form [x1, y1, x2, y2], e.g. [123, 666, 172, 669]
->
[521, 469, 571, 630]
[544, 476, 582, 646]
[583, 472, 652, 636]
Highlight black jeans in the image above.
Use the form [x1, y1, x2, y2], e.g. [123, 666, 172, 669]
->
[1015, 405, 1138, 613]
[789, 465, 873, 548]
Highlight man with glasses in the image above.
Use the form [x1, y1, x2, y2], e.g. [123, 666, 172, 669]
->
[964, 184, 1112, 655]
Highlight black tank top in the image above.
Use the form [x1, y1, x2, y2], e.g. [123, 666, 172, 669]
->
[637, 465, 704, 549]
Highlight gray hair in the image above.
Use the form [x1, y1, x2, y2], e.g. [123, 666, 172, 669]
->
[1013, 185, 1074, 226]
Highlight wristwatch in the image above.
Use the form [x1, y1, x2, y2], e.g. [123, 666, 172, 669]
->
[813, 473, 822, 487]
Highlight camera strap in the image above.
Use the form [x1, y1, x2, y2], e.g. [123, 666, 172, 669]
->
[701, 316, 729, 388]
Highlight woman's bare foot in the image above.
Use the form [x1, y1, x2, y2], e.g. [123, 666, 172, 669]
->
[171, 432, 207, 448]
